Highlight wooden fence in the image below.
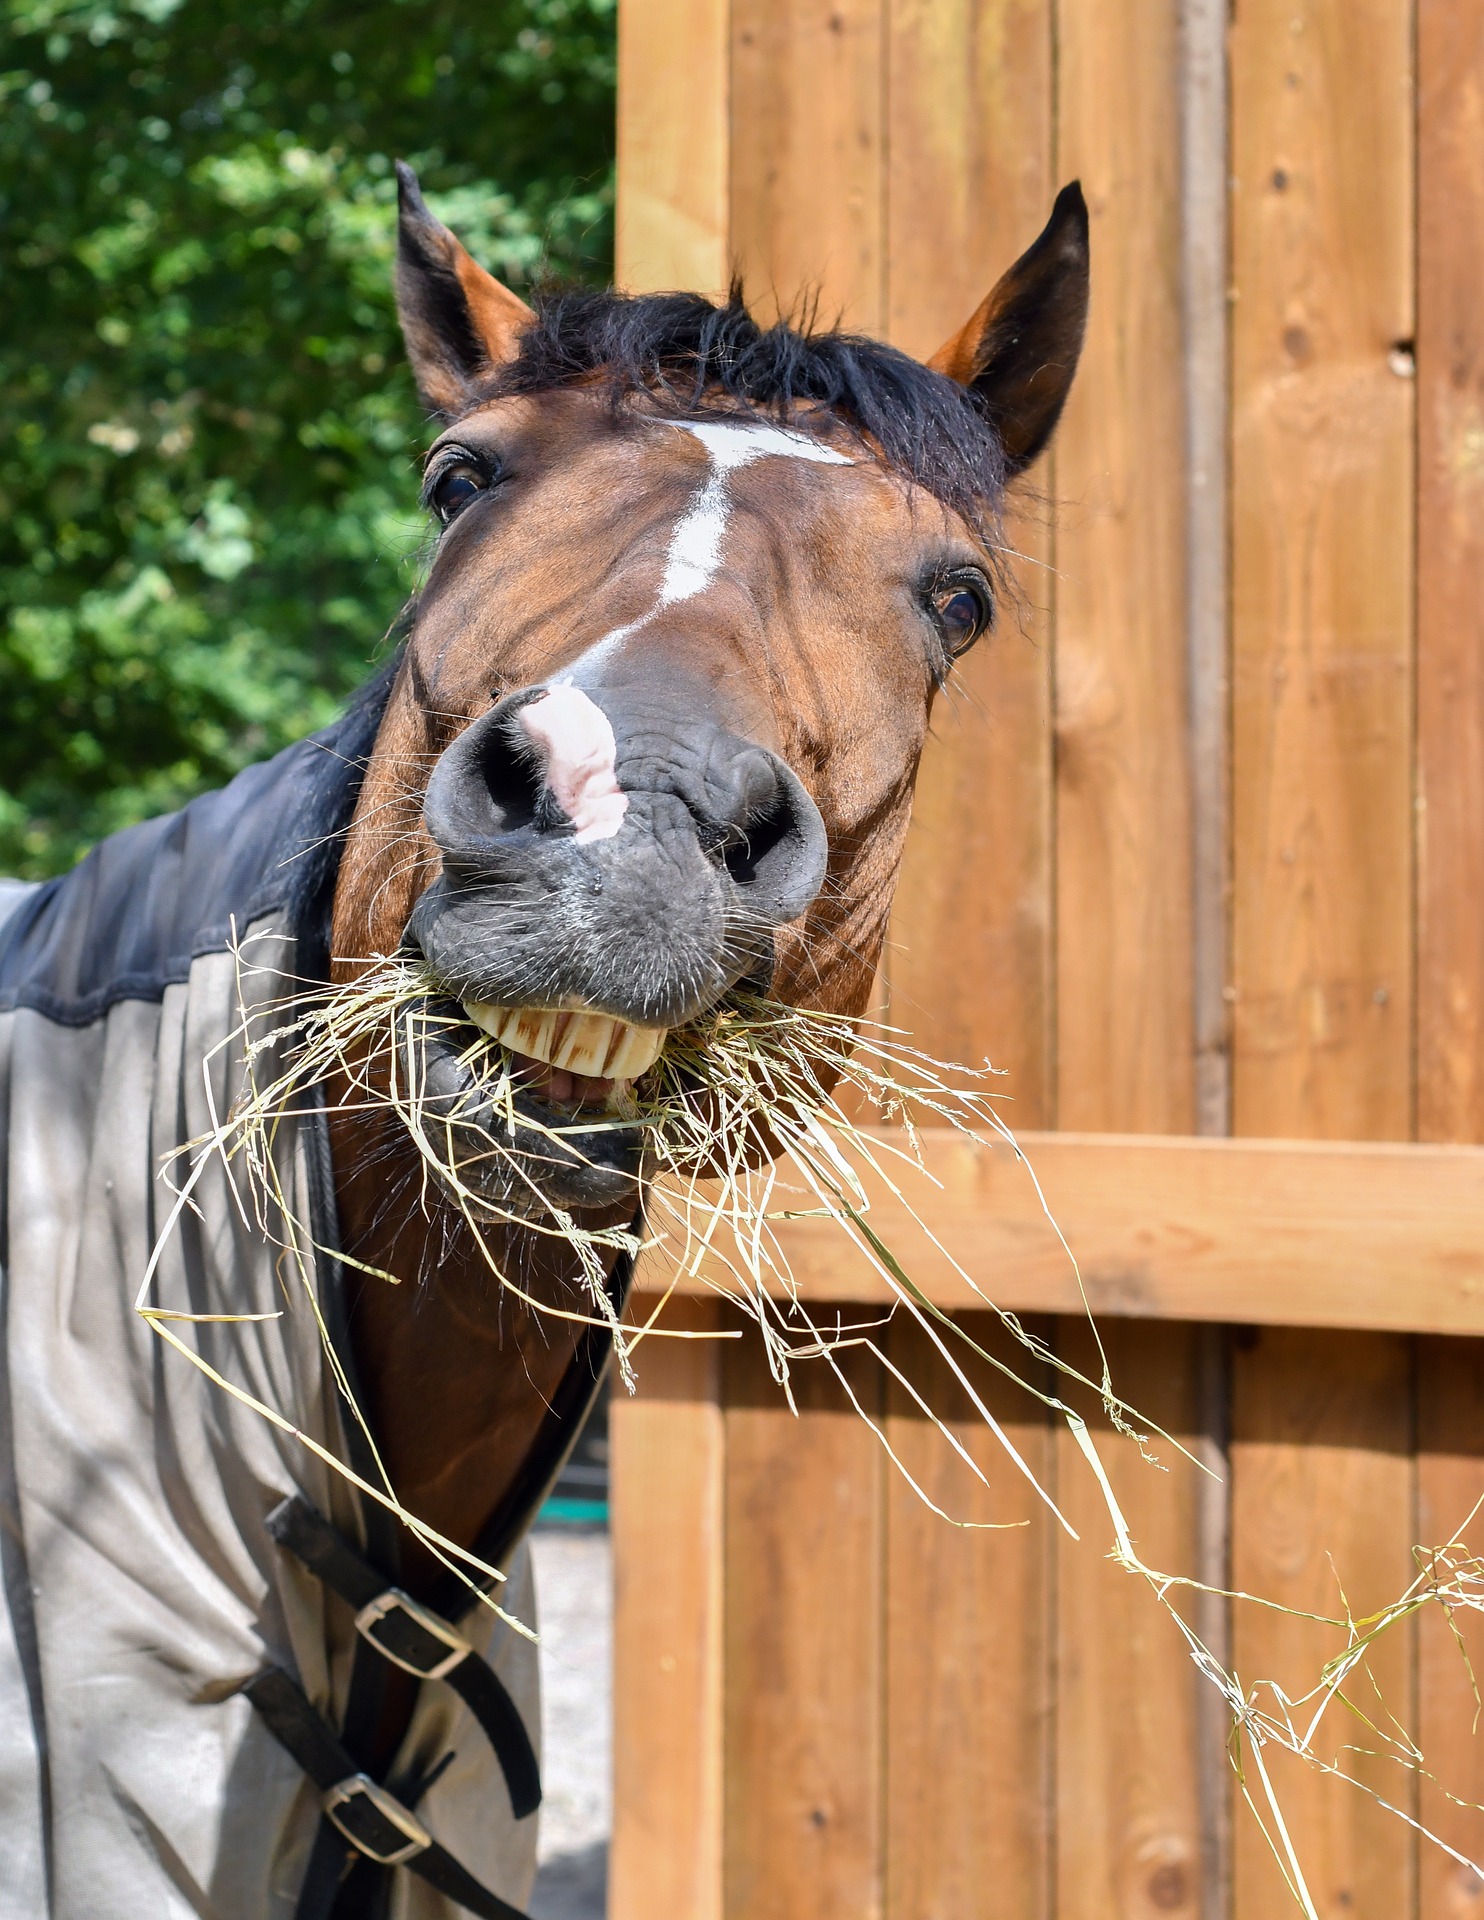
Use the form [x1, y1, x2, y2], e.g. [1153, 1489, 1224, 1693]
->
[606, 3, 1484, 1915]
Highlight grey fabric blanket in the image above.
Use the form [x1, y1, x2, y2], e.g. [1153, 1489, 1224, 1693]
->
[0, 718, 586, 1919]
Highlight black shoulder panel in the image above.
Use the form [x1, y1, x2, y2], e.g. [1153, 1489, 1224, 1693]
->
[0, 739, 329, 1026]
[0, 647, 404, 1027]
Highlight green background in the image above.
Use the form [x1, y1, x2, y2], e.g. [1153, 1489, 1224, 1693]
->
[0, 0, 615, 877]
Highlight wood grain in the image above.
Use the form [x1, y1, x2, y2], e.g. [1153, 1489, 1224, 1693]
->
[1053, 0, 1194, 1134]
[1230, 1329, 1415, 1920]
[1229, 0, 1415, 1141]
[1415, 86, 1484, 1904]
[883, 1312, 1054, 1919]
[614, 0, 730, 297]
[883, 0, 1057, 1128]
[1416, 1337, 1484, 1916]
[636, 1128, 1484, 1336]
[729, 0, 885, 332]
[1181, 0, 1234, 1140]
[1054, 1318, 1207, 1918]
[883, 0, 1052, 363]
[1228, 13, 1417, 1910]
[609, 1298, 725, 1920]
[722, 1325, 884, 1919]
[1418, 0, 1484, 1145]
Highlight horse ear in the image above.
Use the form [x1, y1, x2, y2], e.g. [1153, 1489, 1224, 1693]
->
[928, 181, 1090, 477]
[394, 160, 534, 418]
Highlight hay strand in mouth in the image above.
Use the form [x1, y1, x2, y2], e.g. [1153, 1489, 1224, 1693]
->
[137, 937, 1484, 1900]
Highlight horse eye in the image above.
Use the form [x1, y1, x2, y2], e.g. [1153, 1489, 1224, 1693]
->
[428, 460, 487, 524]
[930, 576, 992, 657]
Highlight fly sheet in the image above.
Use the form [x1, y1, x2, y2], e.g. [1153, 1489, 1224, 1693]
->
[0, 702, 608, 1919]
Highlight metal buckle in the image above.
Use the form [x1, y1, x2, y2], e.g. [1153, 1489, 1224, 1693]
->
[354, 1587, 471, 1681]
[323, 1773, 432, 1867]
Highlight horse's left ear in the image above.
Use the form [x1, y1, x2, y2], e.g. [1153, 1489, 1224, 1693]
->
[929, 181, 1090, 477]
[394, 160, 534, 418]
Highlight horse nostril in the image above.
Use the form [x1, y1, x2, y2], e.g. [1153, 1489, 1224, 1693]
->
[706, 748, 829, 925]
[422, 694, 558, 865]
[723, 789, 794, 887]
[474, 716, 546, 833]
[694, 819, 733, 865]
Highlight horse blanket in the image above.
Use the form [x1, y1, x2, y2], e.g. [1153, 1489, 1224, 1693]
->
[0, 692, 607, 1918]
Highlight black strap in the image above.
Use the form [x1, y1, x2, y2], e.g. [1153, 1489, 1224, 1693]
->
[267, 1495, 541, 1820]
[290, 1121, 638, 1920]
[246, 1668, 532, 1920]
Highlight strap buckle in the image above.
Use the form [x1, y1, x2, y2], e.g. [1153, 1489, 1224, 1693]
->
[323, 1773, 432, 1867]
[354, 1587, 471, 1681]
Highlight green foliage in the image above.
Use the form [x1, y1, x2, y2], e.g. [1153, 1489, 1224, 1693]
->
[0, 0, 615, 876]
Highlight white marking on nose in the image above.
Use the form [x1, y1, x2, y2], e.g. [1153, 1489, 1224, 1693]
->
[519, 683, 628, 843]
[582, 420, 854, 665]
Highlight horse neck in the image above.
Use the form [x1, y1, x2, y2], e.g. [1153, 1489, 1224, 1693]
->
[327, 1103, 600, 1594]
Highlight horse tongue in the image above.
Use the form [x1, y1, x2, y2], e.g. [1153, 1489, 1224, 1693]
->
[507, 1049, 627, 1111]
[531, 1060, 577, 1104]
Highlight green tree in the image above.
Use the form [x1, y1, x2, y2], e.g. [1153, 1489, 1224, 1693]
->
[0, 0, 615, 876]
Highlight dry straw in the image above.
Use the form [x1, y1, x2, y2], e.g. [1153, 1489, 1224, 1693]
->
[139, 938, 1484, 1909]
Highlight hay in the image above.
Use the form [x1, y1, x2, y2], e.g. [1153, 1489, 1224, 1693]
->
[136, 937, 1484, 1906]
[136, 939, 1162, 1612]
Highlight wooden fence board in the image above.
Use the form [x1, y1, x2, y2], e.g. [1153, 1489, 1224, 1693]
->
[1230, 1329, 1416, 1920]
[1416, 1336, 1484, 1915]
[1191, 1325, 1234, 1919]
[637, 1129, 1484, 1336]
[1418, 0, 1484, 1146]
[614, 0, 729, 296]
[728, 0, 884, 332]
[721, 1330, 885, 1920]
[1182, 0, 1234, 1140]
[1229, 0, 1415, 1142]
[1052, 0, 1194, 1135]
[883, 1313, 1054, 1920]
[1054, 1318, 1206, 1918]
[883, 0, 1051, 362]
[884, 0, 1056, 1125]
[1228, 11, 1417, 1909]
[609, 1300, 725, 1920]
[610, 3, 1484, 1914]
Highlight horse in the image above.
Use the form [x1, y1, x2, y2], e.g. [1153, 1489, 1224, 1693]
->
[0, 162, 1088, 1919]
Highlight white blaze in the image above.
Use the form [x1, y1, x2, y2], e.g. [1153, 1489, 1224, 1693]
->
[536, 421, 854, 841]
[585, 420, 854, 661]
[657, 421, 852, 608]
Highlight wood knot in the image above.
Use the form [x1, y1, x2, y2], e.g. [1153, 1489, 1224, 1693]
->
[1147, 1860, 1189, 1910]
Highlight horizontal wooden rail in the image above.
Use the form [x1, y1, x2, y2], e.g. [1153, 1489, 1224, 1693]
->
[635, 1130, 1484, 1336]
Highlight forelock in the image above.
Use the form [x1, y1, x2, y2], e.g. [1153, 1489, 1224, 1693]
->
[474, 285, 1010, 554]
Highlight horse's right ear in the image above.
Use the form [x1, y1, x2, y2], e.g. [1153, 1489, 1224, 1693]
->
[394, 161, 534, 418]
[928, 181, 1090, 477]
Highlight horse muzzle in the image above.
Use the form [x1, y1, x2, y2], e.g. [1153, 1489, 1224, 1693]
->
[406, 676, 829, 1030]
[397, 673, 827, 1211]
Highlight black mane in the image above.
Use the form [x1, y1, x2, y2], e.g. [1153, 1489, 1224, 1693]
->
[282, 640, 406, 972]
[485, 285, 1009, 548]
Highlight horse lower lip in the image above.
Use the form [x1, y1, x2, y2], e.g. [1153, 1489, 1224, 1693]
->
[460, 1000, 667, 1079]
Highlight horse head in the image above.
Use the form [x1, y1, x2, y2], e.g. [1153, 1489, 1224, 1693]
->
[0, 157, 1095, 1899]
[330, 163, 1089, 1219]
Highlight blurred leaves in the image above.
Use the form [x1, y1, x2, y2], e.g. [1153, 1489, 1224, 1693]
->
[0, 0, 615, 874]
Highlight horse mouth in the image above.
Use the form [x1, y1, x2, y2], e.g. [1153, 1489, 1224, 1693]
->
[406, 993, 666, 1218]
[461, 1000, 667, 1109]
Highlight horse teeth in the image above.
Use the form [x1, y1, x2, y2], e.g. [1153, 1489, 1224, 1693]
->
[461, 1001, 666, 1079]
